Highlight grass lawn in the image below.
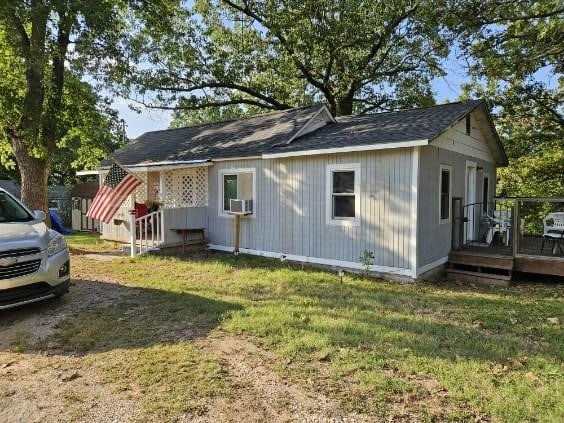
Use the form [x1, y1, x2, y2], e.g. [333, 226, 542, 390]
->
[57, 234, 564, 421]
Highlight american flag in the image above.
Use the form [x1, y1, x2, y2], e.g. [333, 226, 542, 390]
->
[86, 163, 142, 223]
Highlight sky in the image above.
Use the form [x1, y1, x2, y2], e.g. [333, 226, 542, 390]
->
[114, 56, 471, 139]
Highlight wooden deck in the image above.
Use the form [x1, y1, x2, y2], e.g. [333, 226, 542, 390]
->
[448, 241, 564, 287]
[449, 197, 564, 286]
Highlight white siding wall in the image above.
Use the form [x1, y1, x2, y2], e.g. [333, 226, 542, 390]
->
[432, 114, 495, 163]
[208, 149, 415, 272]
[162, 207, 208, 245]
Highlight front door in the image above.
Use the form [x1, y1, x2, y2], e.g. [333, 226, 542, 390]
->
[464, 161, 477, 243]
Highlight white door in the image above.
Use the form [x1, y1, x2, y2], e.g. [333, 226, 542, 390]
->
[464, 161, 477, 243]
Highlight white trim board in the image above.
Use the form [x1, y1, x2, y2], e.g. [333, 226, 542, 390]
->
[262, 139, 428, 159]
[207, 244, 414, 278]
[212, 156, 262, 162]
[416, 256, 449, 277]
[76, 170, 101, 176]
[92, 161, 213, 173]
[410, 147, 420, 277]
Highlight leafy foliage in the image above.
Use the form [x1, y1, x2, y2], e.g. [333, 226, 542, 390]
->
[121, 0, 451, 116]
[453, 0, 563, 197]
[0, 1, 180, 211]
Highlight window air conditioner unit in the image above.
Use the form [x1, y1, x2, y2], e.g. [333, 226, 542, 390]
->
[229, 199, 253, 215]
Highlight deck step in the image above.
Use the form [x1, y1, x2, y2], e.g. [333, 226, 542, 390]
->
[446, 269, 512, 287]
[449, 251, 514, 270]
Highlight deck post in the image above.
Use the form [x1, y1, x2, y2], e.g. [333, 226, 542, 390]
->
[452, 197, 463, 250]
[234, 214, 241, 254]
[129, 209, 136, 257]
[513, 199, 520, 257]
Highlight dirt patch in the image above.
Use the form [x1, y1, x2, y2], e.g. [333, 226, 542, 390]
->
[0, 254, 142, 422]
[0, 279, 133, 353]
[191, 334, 374, 423]
[0, 352, 138, 423]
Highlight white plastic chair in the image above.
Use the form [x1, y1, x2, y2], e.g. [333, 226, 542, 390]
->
[541, 212, 564, 255]
[486, 210, 512, 246]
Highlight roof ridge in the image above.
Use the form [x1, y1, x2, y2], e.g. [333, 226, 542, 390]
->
[337, 99, 483, 121]
[137, 103, 325, 138]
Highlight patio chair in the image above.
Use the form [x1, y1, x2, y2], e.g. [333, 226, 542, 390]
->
[485, 210, 511, 246]
[541, 212, 564, 256]
[134, 202, 149, 219]
[134, 202, 151, 239]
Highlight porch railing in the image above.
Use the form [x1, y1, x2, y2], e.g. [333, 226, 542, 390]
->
[453, 197, 564, 258]
[131, 210, 164, 256]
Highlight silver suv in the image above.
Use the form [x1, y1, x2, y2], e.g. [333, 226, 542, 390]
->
[0, 188, 70, 310]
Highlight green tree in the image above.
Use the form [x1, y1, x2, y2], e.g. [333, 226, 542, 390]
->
[123, 0, 451, 117]
[170, 104, 264, 128]
[453, 0, 563, 197]
[0, 0, 178, 216]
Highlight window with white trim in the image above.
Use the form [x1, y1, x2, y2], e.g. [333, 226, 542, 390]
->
[439, 164, 452, 223]
[219, 169, 255, 215]
[326, 163, 360, 226]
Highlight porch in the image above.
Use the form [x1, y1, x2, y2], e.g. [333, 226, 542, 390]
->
[448, 197, 564, 286]
[99, 164, 211, 253]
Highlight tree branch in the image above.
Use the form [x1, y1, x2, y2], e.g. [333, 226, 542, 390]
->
[481, 6, 564, 24]
[148, 80, 293, 110]
[2, 8, 31, 57]
[130, 96, 283, 111]
[221, 0, 335, 105]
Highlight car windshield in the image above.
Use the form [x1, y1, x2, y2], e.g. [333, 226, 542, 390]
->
[0, 192, 34, 223]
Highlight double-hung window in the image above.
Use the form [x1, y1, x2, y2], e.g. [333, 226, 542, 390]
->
[219, 169, 255, 216]
[326, 163, 360, 226]
[439, 164, 452, 223]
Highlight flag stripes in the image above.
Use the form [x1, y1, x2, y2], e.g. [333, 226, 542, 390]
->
[86, 163, 142, 223]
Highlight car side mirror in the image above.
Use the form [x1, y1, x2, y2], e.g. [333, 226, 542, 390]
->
[33, 210, 46, 221]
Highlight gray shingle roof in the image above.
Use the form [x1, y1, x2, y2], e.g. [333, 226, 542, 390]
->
[276, 100, 484, 153]
[104, 99, 498, 166]
[105, 104, 325, 166]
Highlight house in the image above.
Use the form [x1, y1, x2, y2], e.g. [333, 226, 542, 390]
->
[93, 100, 508, 280]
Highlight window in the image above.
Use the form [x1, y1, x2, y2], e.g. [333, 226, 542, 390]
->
[0, 191, 33, 223]
[326, 163, 360, 226]
[482, 175, 489, 214]
[465, 115, 471, 135]
[439, 165, 452, 223]
[223, 174, 238, 211]
[219, 169, 255, 216]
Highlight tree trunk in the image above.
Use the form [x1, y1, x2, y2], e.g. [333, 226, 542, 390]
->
[10, 131, 51, 226]
[335, 96, 354, 116]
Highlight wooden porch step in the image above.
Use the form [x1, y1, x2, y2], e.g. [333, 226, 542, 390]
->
[446, 269, 512, 287]
[449, 250, 514, 270]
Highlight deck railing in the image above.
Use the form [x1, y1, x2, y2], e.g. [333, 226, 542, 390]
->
[453, 197, 564, 258]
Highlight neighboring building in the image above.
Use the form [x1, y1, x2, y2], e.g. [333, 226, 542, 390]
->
[93, 100, 507, 280]
[0, 179, 20, 198]
[71, 182, 100, 232]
